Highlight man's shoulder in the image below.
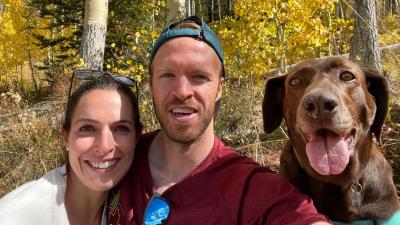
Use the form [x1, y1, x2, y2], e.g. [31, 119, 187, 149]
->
[214, 136, 271, 169]
[210, 136, 280, 181]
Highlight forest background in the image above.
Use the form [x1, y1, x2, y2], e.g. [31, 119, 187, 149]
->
[0, 0, 399, 197]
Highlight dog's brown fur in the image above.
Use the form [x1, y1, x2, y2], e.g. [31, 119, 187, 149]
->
[262, 56, 400, 222]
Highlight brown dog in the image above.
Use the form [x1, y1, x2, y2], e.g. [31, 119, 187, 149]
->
[262, 56, 400, 222]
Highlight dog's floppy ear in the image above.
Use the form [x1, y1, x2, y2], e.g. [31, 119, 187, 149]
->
[263, 74, 287, 134]
[364, 69, 389, 143]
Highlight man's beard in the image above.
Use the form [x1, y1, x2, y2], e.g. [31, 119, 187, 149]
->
[154, 100, 215, 144]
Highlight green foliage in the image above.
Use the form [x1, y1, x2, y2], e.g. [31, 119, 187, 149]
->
[105, 0, 167, 81]
[104, 0, 167, 132]
[29, 0, 84, 62]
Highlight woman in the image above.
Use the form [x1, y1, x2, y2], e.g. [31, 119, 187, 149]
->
[0, 73, 141, 225]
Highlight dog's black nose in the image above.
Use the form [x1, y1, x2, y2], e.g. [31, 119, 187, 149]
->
[303, 93, 338, 120]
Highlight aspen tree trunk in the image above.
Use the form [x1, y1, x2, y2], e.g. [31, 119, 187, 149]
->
[335, 1, 344, 19]
[349, 0, 383, 73]
[166, 0, 186, 23]
[392, 0, 399, 14]
[186, 0, 191, 16]
[217, 0, 221, 21]
[228, 0, 233, 15]
[191, 0, 195, 16]
[210, 0, 214, 21]
[80, 0, 108, 70]
[197, 0, 203, 19]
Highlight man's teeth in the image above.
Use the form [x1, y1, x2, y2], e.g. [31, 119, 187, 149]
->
[172, 108, 194, 114]
[90, 160, 117, 169]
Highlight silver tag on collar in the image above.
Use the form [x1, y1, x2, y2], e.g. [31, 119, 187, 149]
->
[351, 182, 363, 208]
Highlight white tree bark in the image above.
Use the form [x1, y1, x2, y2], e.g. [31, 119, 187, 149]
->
[167, 0, 186, 23]
[80, 0, 108, 70]
[349, 0, 382, 73]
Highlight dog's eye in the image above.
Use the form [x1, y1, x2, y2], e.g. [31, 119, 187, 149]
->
[340, 72, 355, 81]
[289, 78, 301, 86]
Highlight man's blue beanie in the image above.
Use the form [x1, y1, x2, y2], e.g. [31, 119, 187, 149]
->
[149, 16, 225, 76]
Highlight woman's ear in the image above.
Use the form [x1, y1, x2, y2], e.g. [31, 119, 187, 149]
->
[61, 128, 69, 148]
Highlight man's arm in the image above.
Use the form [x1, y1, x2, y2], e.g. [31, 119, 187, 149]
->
[240, 169, 331, 225]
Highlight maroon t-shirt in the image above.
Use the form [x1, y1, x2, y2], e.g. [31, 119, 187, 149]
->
[108, 131, 329, 225]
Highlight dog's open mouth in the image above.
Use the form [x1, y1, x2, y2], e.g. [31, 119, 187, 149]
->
[304, 128, 355, 176]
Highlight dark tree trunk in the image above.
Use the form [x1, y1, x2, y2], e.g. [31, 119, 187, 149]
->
[349, 0, 383, 73]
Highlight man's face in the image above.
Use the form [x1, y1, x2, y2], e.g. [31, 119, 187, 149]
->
[151, 37, 223, 144]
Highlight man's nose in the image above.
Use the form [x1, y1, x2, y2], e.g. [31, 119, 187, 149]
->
[173, 76, 194, 100]
[94, 128, 115, 154]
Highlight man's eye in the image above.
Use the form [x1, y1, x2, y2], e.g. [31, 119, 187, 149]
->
[192, 74, 209, 81]
[79, 125, 95, 132]
[160, 73, 174, 78]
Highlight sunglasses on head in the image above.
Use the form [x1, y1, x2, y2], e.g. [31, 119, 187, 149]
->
[143, 193, 170, 225]
[68, 69, 138, 99]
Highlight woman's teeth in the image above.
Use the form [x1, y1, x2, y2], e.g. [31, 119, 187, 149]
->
[89, 160, 117, 169]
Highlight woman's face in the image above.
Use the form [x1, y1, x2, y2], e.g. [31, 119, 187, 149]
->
[63, 89, 137, 191]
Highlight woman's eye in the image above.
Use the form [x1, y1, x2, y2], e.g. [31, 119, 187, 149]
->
[79, 125, 95, 132]
[340, 72, 355, 81]
[289, 77, 301, 86]
[113, 125, 131, 132]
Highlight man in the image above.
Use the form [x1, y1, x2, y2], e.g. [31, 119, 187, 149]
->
[108, 16, 331, 225]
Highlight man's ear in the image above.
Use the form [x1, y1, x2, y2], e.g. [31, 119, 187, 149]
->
[364, 69, 389, 143]
[262, 74, 286, 134]
[216, 77, 224, 101]
[149, 76, 153, 91]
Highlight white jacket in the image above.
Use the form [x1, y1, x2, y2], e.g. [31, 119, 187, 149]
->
[0, 165, 107, 225]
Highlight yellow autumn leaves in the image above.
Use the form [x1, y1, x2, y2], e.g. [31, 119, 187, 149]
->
[1, 0, 353, 89]
[216, 0, 352, 82]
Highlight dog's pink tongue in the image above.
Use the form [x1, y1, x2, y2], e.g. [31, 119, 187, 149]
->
[306, 133, 349, 175]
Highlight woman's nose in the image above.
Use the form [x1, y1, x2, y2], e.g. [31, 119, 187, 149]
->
[94, 128, 115, 154]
